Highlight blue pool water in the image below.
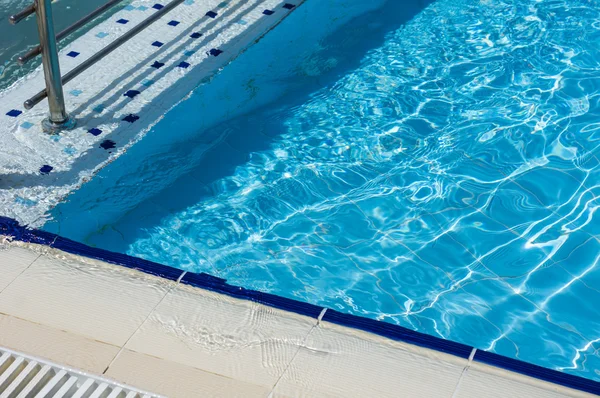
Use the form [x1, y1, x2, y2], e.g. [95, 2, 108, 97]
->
[46, 0, 600, 380]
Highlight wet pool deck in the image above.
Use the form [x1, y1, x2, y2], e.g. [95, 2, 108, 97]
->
[0, 232, 598, 397]
[0, 0, 303, 227]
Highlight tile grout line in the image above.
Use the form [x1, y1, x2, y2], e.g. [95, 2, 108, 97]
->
[266, 308, 328, 398]
[451, 348, 477, 398]
[101, 273, 184, 375]
[0, 245, 42, 297]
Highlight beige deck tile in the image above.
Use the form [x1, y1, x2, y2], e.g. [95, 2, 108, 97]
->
[0, 313, 119, 374]
[0, 254, 171, 346]
[0, 245, 595, 398]
[455, 361, 596, 398]
[0, 246, 39, 291]
[271, 320, 467, 398]
[124, 284, 317, 389]
[105, 349, 270, 398]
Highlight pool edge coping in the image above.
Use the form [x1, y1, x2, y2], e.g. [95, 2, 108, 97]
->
[1, 215, 598, 396]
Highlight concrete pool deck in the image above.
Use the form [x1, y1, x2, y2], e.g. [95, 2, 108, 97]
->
[0, 219, 599, 397]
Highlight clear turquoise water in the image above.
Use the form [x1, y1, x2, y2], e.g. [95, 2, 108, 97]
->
[46, 0, 600, 380]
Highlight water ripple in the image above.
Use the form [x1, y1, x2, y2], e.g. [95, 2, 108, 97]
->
[63, 0, 600, 380]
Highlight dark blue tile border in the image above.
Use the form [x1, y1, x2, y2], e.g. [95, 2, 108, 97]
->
[180, 272, 323, 318]
[0, 217, 56, 246]
[323, 309, 473, 358]
[474, 350, 600, 395]
[1, 215, 599, 394]
[52, 236, 182, 281]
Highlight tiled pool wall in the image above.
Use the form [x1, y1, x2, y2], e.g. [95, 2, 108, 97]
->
[2, 215, 600, 396]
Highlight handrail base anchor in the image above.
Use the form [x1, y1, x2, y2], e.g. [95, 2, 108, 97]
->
[41, 114, 76, 134]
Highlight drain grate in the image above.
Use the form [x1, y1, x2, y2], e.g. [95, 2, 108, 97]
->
[0, 347, 162, 397]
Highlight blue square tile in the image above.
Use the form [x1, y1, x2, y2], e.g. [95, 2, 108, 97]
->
[190, 32, 202, 39]
[70, 89, 83, 96]
[142, 79, 155, 87]
[184, 50, 195, 56]
[283, 3, 296, 9]
[184, 0, 194, 4]
[39, 165, 53, 175]
[124, 5, 135, 10]
[178, 61, 190, 69]
[93, 104, 105, 113]
[124, 90, 141, 99]
[96, 31, 109, 38]
[20, 121, 33, 129]
[237, 19, 247, 25]
[153, 3, 164, 9]
[209, 48, 223, 56]
[88, 127, 102, 136]
[67, 51, 80, 58]
[63, 146, 77, 155]
[263, 9, 274, 15]
[168, 20, 180, 26]
[137, 5, 148, 10]
[122, 114, 139, 123]
[100, 140, 116, 150]
[206, 11, 217, 18]
[116, 18, 129, 24]
[15, 196, 37, 207]
[6, 109, 22, 117]
[152, 41, 164, 47]
[151, 61, 164, 68]
[218, 2, 228, 7]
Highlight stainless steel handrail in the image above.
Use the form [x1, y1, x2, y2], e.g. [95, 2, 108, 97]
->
[25, 0, 188, 110]
[34, 0, 71, 131]
[8, 0, 187, 132]
[18, 0, 124, 65]
[9, 4, 36, 25]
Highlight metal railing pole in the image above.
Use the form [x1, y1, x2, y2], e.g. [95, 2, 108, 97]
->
[34, 0, 73, 130]
[19, 0, 125, 65]
[25, 0, 188, 110]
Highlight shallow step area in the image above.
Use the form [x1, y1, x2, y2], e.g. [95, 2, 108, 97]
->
[0, 346, 160, 397]
[0, 223, 598, 397]
[0, 0, 303, 226]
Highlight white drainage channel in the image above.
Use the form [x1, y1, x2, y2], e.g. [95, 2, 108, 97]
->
[0, 347, 162, 398]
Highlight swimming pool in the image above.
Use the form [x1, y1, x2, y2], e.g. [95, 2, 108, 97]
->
[44, 0, 600, 381]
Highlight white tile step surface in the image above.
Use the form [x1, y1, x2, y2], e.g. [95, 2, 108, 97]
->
[0, 346, 161, 398]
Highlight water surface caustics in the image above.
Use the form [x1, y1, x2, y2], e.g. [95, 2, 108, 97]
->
[59, 0, 600, 380]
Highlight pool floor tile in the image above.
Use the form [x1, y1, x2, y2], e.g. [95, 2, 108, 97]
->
[0, 247, 39, 291]
[456, 362, 586, 398]
[271, 321, 467, 398]
[105, 349, 270, 397]
[124, 284, 317, 388]
[0, 313, 119, 375]
[0, 255, 171, 347]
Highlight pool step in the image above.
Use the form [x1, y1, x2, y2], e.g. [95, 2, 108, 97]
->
[0, 0, 304, 227]
[0, 346, 160, 398]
